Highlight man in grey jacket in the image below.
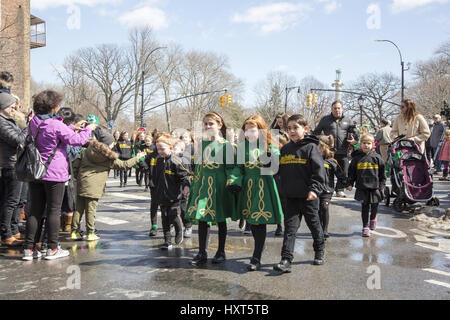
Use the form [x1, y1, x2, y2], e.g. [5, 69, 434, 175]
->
[313, 100, 358, 198]
[430, 114, 445, 172]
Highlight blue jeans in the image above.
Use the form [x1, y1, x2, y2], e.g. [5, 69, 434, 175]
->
[0, 168, 23, 240]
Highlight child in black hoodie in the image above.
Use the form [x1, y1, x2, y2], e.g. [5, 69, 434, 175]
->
[274, 114, 326, 273]
[153, 134, 191, 249]
[346, 134, 386, 237]
[318, 135, 345, 239]
[113, 131, 133, 187]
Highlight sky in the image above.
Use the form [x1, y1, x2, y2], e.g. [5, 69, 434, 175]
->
[30, 0, 450, 107]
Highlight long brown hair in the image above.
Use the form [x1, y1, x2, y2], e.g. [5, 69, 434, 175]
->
[242, 114, 279, 151]
[203, 112, 228, 138]
[318, 135, 335, 159]
[270, 112, 289, 131]
[402, 99, 419, 124]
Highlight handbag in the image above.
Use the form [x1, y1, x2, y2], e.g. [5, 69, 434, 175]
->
[15, 123, 61, 182]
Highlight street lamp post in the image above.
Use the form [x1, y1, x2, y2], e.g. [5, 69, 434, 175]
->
[375, 40, 410, 102]
[284, 86, 301, 113]
[358, 95, 365, 127]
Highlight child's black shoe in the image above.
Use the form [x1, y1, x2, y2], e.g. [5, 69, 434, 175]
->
[273, 259, 291, 273]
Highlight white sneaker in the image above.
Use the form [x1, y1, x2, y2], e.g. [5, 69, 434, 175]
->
[22, 249, 33, 261]
[44, 245, 70, 260]
[335, 191, 346, 198]
[33, 249, 42, 259]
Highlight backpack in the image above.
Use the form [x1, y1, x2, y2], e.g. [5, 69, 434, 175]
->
[15, 123, 61, 182]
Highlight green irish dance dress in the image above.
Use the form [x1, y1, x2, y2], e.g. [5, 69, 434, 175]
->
[185, 138, 241, 223]
[233, 140, 284, 225]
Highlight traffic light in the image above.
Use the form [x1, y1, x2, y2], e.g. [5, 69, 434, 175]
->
[227, 94, 231, 104]
[312, 93, 318, 105]
[306, 94, 312, 106]
[219, 95, 226, 107]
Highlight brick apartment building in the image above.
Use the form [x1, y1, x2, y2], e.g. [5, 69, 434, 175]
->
[0, 0, 45, 112]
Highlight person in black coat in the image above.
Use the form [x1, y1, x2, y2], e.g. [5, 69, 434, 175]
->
[346, 134, 386, 237]
[317, 135, 345, 239]
[313, 100, 359, 198]
[0, 92, 26, 246]
[273, 114, 326, 273]
[153, 134, 190, 250]
[113, 131, 133, 187]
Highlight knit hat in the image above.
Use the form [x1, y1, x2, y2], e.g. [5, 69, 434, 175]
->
[93, 127, 115, 146]
[0, 92, 16, 110]
[86, 114, 99, 125]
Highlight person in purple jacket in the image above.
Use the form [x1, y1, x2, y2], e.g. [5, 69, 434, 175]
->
[22, 90, 96, 261]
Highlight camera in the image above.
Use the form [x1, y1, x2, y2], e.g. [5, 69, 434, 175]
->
[440, 101, 450, 120]
[347, 124, 357, 140]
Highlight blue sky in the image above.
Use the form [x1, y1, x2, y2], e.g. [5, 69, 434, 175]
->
[30, 0, 450, 106]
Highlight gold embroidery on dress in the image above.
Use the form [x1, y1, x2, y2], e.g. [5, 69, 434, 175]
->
[242, 178, 253, 218]
[187, 176, 205, 215]
[198, 176, 216, 219]
[202, 145, 220, 169]
[244, 148, 263, 169]
[250, 179, 272, 223]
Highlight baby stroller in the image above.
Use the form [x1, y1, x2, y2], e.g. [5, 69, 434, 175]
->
[384, 136, 440, 212]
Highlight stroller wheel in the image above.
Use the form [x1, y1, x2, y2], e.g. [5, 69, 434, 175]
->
[426, 197, 440, 207]
[393, 198, 406, 213]
[384, 187, 390, 207]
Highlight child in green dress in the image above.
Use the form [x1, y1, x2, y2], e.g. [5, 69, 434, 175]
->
[185, 112, 240, 266]
[231, 115, 284, 271]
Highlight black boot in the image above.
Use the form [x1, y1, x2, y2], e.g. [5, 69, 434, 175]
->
[247, 257, 261, 272]
[313, 251, 324, 265]
[212, 251, 226, 264]
[275, 224, 283, 236]
[273, 259, 291, 273]
[191, 252, 208, 266]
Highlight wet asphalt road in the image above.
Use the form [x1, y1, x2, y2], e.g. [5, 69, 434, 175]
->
[0, 176, 449, 300]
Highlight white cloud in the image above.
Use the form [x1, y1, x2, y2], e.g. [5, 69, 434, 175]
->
[231, 2, 313, 34]
[31, 0, 122, 10]
[391, 0, 449, 13]
[118, 6, 169, 30]
[317, 0, 341, 14]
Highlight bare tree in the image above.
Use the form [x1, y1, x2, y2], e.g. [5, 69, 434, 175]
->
[343, 72, 401, 127]
[74, 44, 137, 122]
[128, 27, 163, 128]
[293, 76, 334, 129]
[175, 50, 244, 128]
[153, 43, 183, 132]
[254, 71, 297, 124]
[409, 40, 450, 117]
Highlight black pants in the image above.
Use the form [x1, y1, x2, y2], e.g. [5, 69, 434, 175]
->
[281, 198, 325, 262]
[198, 221, 227, 256]
[0, 168, 23, 240]
[319, 194, 332, 235]
[161, 203, 183, 244]
[136, 167, 144, 185]
[250, 224, 266, 261]
[144, 170, 150, 188]
[150, 188, 159, 227]
[334, 155, 349, 191]
[180, 197, 192, 229]
[119, 169, 128, 185]
[24, 181, 65, 250]
[361, 202, 379, 227]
